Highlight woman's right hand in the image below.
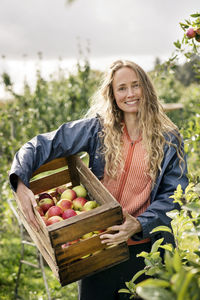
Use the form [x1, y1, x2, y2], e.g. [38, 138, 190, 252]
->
[16, 178, 40, 231]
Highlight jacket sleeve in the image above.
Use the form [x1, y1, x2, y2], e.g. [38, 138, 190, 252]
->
[9, 118, 99, 191]
[133, 146, 188, 241]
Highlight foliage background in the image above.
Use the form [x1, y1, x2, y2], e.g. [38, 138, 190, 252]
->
[0, 15, 200, 299]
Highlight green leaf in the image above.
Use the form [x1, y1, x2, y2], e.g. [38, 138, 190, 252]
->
[138, 278, 170, 288]
[173, 249, 182, 272]
[118, 288, 131, 294]
[137, 251, 149, 258]
[151, 226, 172, 234]
[159, 244, 173, 252]
[190, 13, 200, 17]
[131, 269, 146, 283]
[136, 285, 175, 300]
[151, 238, 164, 252]
[174, 40, 182, 49]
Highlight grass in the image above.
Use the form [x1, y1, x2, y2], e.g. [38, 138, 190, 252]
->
[0, 218, 78, 300]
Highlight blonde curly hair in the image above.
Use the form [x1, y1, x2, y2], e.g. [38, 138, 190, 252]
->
[87, 60, 185, 185]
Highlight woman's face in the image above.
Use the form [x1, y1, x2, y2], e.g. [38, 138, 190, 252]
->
[112, 67, 143, 116]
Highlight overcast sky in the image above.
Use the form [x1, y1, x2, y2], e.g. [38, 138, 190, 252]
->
[0, 0, 200, 98]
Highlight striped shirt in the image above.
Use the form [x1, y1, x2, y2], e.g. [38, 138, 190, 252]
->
[101, 125, 152, 245]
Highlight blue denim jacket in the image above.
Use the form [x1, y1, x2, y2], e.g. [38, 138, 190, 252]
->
[10, 117, 188, 244]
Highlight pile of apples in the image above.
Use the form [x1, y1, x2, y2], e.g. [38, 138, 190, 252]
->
[35, 184, 99, 226]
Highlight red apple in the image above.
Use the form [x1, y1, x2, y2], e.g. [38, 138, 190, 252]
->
[57, 199, 73, 211]
[46, 216, 63, 226]
[62, 209, 77, 220]
[61, 239, 79, 249]
[38, 192, 53, 201]
[72, 185, 87, 198]
[56, 185, 67, 195]
[46, 205, 63, 218]
[41, 216, 48, 226]
[35, 206, 44, 216]
[39, 197, 54, 213]
[73, 197, 87, 210]
[60, 189, 77, 201]
[186, 27, 196, 39]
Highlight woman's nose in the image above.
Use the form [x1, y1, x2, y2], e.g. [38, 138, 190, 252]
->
[127, 87, 135, 97]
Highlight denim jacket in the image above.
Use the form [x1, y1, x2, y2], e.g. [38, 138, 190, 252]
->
[9, 117, 188, 245]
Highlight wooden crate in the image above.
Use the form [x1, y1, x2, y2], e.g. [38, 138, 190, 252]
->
[14, 155, 129, 286]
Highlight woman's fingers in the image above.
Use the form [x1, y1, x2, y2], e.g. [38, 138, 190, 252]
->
[100, 211, 142, 245]
[16, 178, 40, 231]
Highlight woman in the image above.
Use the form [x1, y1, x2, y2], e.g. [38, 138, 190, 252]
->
[10, 60, 188, 299]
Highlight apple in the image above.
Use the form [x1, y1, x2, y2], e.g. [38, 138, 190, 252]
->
[38, 192, 53, 201]
[75, 210, 84, 215]
[186, 27, 196, 39]
[41, 216, 48, 225]
[73, 197, 87, 210]
[46, 205, 63, 218]
[60, 189, 77, 201]
[57, 199, 73, 211]
[61, 239, 79, 249]
[39, 197, 54, 213]
[46, 216, 63, 226]
[83, 200, 99, 211]
[72, 185, 87, 198]
[62, 209, 77, 220]
[56, 185, 67, 195]
[35, 206, 44, 216]
[52, 196, 58, 205]
[81, 232, 94, 239]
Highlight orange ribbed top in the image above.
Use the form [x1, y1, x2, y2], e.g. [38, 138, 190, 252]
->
[101, 125, 152, 245]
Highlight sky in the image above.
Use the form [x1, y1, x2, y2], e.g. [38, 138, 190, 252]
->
[0, 0, 200, 99]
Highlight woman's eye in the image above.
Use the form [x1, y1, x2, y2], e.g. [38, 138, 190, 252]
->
[132, 83, 140, 89]
[118, 86, 126, 91]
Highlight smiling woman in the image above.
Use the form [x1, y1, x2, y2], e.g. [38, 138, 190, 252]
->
[112, 67, 142, 117]
[9, 59, 188, 300]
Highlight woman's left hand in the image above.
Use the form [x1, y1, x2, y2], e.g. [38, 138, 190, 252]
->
[100, 210, 142, 246]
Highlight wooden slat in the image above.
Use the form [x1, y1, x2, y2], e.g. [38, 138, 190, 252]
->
[75, 156, 120, 207]
[59, 243, 129, 286]
[55, 230, 117, 266]
[49, 205, 123, 247]
[31, 157, 68, 177]
[163, 103, 183, 112]
[66, 156, 80, 187]
[30, 168, 71, 195]
[17, 209, 59, 279]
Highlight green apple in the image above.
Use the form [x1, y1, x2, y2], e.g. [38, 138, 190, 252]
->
[72, 185, 87, 198]
[83, 200, 99, 211]
[81, 232, 94, 239]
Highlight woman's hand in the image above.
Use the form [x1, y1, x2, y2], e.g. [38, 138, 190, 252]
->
[100, 210, 142, 246]
[16, 178, 40, 231]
